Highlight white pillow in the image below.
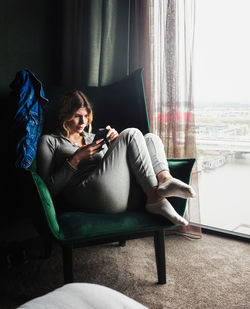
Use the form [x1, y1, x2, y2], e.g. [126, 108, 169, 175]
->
[17, 283, 148, 309]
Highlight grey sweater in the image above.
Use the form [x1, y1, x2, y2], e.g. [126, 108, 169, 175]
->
[37, 131, 108, 197]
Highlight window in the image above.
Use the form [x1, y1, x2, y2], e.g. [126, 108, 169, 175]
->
[193, 0, 250, 237]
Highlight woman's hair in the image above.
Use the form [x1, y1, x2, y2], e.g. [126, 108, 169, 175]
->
[58, 90, 93, 136]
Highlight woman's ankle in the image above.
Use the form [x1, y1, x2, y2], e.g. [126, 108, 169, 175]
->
[157, 171, 172, 187]
[146, 186, 164, 203]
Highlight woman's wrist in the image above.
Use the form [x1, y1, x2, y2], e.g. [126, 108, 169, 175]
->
[68, 154, 80, 169]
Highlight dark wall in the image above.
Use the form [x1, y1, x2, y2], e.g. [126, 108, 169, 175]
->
[0, 0, 62, 91]
[0, 0, 63, 240]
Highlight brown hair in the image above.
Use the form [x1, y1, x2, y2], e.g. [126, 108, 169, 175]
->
[58, 90, 93, 136]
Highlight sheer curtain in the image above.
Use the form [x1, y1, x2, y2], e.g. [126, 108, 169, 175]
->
[145, 0, 201, 235]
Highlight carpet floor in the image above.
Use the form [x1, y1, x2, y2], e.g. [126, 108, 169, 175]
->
[0, 233, 249, 309]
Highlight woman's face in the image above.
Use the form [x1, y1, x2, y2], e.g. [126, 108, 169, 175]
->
[66, 107, 89, 135]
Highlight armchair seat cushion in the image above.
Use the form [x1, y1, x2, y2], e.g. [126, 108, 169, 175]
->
[57, 210, 173, 243]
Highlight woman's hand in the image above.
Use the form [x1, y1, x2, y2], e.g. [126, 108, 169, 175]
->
[68, 139, 104, 168]
[106, 125, 119, 143]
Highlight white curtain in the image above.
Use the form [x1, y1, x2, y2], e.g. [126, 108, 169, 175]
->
[148, 0, 201, 235]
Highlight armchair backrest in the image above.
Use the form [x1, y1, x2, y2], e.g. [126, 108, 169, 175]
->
[43, 68, 150, 135]
[84, 68, 150, 134]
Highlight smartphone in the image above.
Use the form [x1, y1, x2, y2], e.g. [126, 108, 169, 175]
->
[93, 128, 110, 145]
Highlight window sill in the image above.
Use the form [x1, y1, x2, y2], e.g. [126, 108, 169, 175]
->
[201, 224, 250, 243]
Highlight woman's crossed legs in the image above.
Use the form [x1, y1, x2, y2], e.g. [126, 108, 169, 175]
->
[77, 128, 195, 226]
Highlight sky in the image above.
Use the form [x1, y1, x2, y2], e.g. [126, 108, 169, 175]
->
[193, 0, 250, 105]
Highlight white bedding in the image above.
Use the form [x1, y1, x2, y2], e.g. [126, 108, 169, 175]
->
[17, 283, 148, 309]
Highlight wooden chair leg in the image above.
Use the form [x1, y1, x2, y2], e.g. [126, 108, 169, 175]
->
[62, 244, 73, 284]
[154, 230, 166, 284]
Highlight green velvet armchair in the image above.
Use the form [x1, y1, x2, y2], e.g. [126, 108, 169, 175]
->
[25, 68, 195, 284]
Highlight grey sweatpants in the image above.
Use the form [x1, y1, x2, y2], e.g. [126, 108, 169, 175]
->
[69, 128, 169, 213]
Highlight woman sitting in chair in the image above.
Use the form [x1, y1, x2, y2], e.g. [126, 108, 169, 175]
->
[37, 90, 195, 226]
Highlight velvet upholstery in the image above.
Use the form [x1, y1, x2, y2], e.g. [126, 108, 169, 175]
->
[83, 69, 150, 134]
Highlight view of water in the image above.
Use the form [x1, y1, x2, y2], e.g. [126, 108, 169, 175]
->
[192, 0, 250, 238]
[198, 155, 250, 236]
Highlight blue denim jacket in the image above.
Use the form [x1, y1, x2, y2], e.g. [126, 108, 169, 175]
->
[10, 69, 48, 168]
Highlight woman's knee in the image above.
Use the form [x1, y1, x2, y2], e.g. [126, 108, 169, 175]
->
[144, 133, 162, 144]
[120, 127, 143, 140]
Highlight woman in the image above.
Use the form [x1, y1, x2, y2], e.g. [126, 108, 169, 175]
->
[37, 90, 195, 226]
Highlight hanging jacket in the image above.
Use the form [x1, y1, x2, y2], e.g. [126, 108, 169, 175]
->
[10, 69, 49, 168]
